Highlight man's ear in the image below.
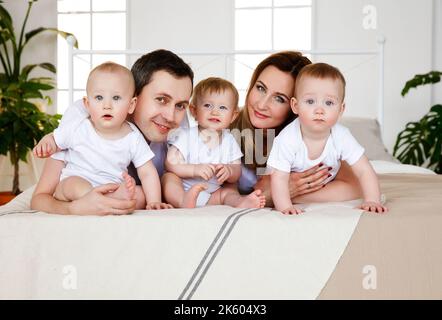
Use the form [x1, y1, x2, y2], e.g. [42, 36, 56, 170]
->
[290, 97, 299, 115]
[128, 97, 137, 115]
[189, 104, 197, 119]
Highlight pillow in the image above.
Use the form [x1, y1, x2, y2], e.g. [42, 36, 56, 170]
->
[339, 117, 399, 163]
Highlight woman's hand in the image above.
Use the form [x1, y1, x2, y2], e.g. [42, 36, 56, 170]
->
[288, 163, 331, 198]
[69, 184, 137, 215]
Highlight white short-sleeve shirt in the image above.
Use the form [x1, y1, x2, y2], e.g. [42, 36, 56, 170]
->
[267, 118, 365, 182]
[168, 126, 243, 193]
[54, 117, 154, 187]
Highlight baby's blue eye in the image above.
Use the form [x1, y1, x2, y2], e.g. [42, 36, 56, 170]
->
[113, 95, 121, 101]
[95, 95, 103, 101]
[203, 103, 212, 109]
[306, 99, 314, 105]
[325, 100, 334, 106]
[219, 105, 228, 110]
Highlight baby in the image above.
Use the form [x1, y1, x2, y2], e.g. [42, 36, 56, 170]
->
[164, 77, 265, 208]
[33, 62, 168, 210]
[267, 63, 388, 215]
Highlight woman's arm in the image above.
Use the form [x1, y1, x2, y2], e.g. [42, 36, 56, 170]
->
[254, 163, 331, 207]
[31, 158, 136, 215]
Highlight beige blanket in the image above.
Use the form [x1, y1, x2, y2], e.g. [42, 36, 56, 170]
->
[1, 173, 441, 299]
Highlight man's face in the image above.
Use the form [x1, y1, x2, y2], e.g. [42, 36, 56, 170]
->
[131, 70, 192, 142]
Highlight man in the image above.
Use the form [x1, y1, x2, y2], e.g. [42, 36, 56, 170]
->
[31, 50, 193, 215]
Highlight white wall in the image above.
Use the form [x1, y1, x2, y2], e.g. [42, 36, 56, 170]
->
[315, 0, 434, 151]
[0, 0, 57, 192]
[433, 0, 442, 105]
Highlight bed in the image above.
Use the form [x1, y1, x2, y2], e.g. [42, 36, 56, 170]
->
[1, 43, 441, 299]
[1, 119, 441, 300]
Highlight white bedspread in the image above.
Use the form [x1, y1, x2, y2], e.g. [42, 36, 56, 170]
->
[0, 160, 430, 299]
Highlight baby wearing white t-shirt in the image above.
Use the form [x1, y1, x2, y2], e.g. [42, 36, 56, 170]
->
[267, 63, 388, 215]
[33, 62, 169, 210]
[164, 77, 266, 208]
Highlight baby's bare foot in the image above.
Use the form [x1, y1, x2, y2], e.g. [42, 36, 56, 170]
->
[106, 172, 136, 201]
[236, 189, 266, 208]
[181, 183, 208, 208]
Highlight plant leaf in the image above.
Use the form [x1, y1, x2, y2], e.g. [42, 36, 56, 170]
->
[401, 71, 442, 97]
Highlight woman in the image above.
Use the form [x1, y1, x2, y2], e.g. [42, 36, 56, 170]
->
[163, 51, 362, 207]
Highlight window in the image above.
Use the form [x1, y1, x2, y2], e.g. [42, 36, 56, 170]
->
[57, 0, 127, 113]
[234, 0, 312, 105]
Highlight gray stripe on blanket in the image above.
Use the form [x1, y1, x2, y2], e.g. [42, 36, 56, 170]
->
[179, 208, 260, 300]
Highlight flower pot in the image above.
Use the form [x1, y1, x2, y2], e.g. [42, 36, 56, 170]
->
[0, 192, 16, 206]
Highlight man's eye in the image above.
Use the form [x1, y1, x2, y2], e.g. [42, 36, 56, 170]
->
[113, 96, 121, 101]
[176, 103, 186, 110]
[156, 97, 166, 104]
[95, 95, 103, 101]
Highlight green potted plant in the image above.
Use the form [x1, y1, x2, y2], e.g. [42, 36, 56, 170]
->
[393, 71, 442, 173]
[0, 0, 78, 202]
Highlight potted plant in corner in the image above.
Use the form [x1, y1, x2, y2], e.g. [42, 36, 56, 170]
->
[393, 71, 442, 173]
[0, 0, 78, 204]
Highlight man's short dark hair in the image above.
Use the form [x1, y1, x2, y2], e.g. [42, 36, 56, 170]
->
[131, 49, 194, 96]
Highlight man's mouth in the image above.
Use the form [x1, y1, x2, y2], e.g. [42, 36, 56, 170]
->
[152, 120, 171, 134]
[254, 110, 269, 119]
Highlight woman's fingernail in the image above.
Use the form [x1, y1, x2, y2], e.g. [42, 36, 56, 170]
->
[328, 167, 332, 171]
[328, 174, 332, 177]
[319, 163, 324, 167]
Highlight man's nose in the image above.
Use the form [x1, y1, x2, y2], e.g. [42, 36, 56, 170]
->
[162, 104, 175, 123]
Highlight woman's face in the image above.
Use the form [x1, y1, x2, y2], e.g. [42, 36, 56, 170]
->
[246, 65, 295, 129]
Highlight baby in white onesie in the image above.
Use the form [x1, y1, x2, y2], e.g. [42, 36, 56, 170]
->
[267, 63, 388, 215]
[164, 77, 266, 208]
[34, 62, 168, 210]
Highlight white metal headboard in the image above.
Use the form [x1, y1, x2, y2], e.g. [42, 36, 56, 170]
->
[65, 35, 386, 137]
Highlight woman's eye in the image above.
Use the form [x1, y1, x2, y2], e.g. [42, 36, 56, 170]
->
[256, 85, 265, 93]
[113, 96, 121, 101]
[274, 96, 285, 104]
[176, 103, 185, 110]
[95, 95, 103, 101]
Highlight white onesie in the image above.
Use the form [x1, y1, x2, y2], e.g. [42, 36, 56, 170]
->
[54, 117, 154, 187]
[168, 126, 243, 206]
[267, 118, 364, 182]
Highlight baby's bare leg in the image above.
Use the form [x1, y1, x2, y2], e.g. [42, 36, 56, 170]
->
[161, 172, 186, 208]
[54, 176, 93, 201]
[208, 188, 266, 208]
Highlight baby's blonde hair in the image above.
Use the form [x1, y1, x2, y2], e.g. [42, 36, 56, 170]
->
[191, 77, 239, 109]
[296, 62, 346, 101]
[86, 61, 135, 96]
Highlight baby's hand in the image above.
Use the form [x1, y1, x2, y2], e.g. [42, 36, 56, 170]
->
[146, 202, 173, 210]
[358, 201, 388, 214]
[281, 205, 304, 215]
[215, 164, 231, 184]
[33, 133, 59, 158]
[195, 164, 216, 181]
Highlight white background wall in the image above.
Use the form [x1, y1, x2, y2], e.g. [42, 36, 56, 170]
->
[1, 0, 441, 191]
